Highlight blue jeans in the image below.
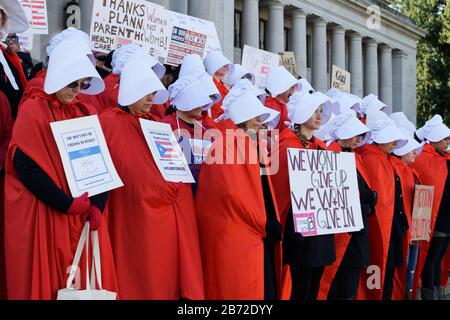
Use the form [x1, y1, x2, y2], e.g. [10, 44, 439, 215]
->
[406, 243, 419, 290]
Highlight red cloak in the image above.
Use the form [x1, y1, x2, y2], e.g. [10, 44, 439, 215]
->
[99, 108, 204, 300]
[0, 91, 13, 300]
[195, 130, 282, 299]
[4, 88, 118, 300]
[1, 47, 28, 90]
[356, 144, 400, 300]
[20, 70, 104, 114]
[97, 73, 119, 113]
[264, 97, 288, 132]
[317, 142, 372, 300]
[410, 144, 449, 298]
[389, 156, 414, 300]
[210, 78, 228, 120]
[270, 128, 328, 300]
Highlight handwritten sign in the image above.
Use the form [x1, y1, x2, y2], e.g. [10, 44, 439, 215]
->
[89, 0, 171, 61]
[411, 185, 434, 241]
[20, 0, 49, 34]
[166, 11, 221, 66]
[287, 148, 364, 237]
[140, 119, 195, 183]
[241, 45, 280, 90]
[50, 115, 123, 197]
[280, 52, 299, 78]
[331, 65, 351, 93]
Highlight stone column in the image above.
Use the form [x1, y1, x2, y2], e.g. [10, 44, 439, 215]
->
[379, 44, 393, 110]
[364, 38, 378, 96]
[242, 0, 260, 48]
[266, 1, 285, 53]
[331, 25, 346, 69]
[311, 17, 327, 92]
[291, 9, 307, 78]
[348, 32, 363, 97]
[392, 49, 408, 113]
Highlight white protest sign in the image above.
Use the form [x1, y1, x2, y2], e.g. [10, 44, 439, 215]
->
[89, 0, 171, 61]
[50, 115, 124, 197]
[17, 30, 34, 51]
[20, 0, 49, 34]
[139, 119, 195, 183]
[331, 65, 351, 93]
[287, 148, 364, 237]
[166, 10, 221, 66]
[411, 185, 434, 241]
[241, 45, 280, 90]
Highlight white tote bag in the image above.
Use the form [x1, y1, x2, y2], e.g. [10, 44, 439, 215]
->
[57, 222, 117, 300]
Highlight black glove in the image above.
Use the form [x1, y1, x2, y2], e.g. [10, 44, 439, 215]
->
[265, 219, 282, 243]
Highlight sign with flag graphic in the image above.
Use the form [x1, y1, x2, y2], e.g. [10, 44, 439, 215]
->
[139, 119, 194, 183]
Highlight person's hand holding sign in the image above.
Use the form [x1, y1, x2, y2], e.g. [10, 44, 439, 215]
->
[67, 192, 90, 215]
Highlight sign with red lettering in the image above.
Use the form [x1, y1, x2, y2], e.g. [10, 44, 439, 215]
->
[20, 0, 49, 35]
[89, 0, 171, 62]
[411, 185, 434, 241]
[287, 149, 364, 237]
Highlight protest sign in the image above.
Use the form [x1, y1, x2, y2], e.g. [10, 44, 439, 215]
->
[287, 148, 364, 237]
[89, 0, 171, 61]
[331, 64, 351, 93]
[166, 11, 221, 66]
[50, 115, 123, 197]
[17, 30, 34, 51]
[140, 119, 195, 183]
[20, 0, 48, 34]
[280, 52, 299, 78]
[241, 45, 280, 90]
[411, 185, 434, 241]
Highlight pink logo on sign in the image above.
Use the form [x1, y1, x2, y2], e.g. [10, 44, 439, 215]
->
[293, 213, 317, 236]
[260, 66, 270, 74]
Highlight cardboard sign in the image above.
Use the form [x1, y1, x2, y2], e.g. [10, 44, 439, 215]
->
[50, 115, 124, 197]
[17, 30, 34, 51]
[287, 148, 364, 237]
[89, 0, 171, 61]
[411, 185, 434, 241]
[139, 119, 195, 183]
[280, 52, 299, 78]
[331, 65, 351, 93]
[241, 45, 280, 90]
[166, 11, 221, 66]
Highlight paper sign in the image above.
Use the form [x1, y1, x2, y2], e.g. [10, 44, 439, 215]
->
[241, 45, 280, 90]
[89, 0, 171, 62]
[50, 115, 123, 197]
[17, 30, 34, 51]
[411, 185, 434, 241]
[139, 119, 195, 183]
[166, 11, 221, 66]
[331, 64, 351, 93]
[20, 0, 48, 35]
[287, 148, 364, 237]
[280, 52, 299, 78]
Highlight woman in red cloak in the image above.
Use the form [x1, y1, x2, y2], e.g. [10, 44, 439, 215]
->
[3, 40, 117, 300]
[99, 56, 204, 300]
[411, 115, 450, 300]
[196, 87, 282, 300]
[161, 76, 217, 194]
[357, 110, 409, 300]
[270, 91, 335, 300]
[316, 110, 377, 300]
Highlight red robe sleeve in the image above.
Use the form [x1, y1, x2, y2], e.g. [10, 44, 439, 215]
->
[210, 78, 229, 120]
[0, 92, 13, 170]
